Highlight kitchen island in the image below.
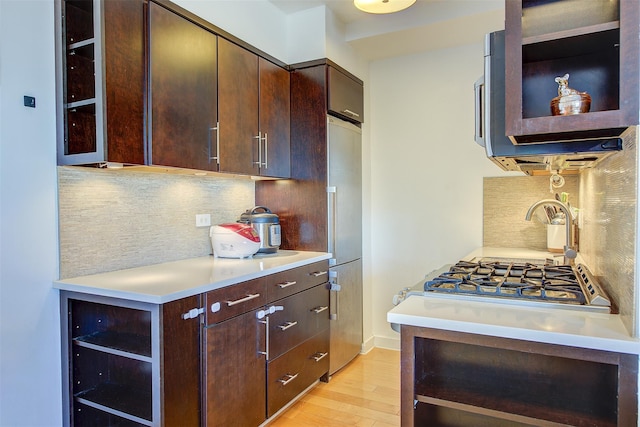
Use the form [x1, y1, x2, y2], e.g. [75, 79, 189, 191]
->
[387, 248, 639, 426]
[54, 250, 332, 427]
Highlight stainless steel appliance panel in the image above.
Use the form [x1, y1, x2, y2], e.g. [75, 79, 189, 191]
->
[327, 116, 362, 266]
[326, 115, 363, 375]
[329, 258, 363, 375]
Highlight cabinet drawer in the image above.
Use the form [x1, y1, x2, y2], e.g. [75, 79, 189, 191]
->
[205, 278, 267, 324]
[267, 329, 330, 417]
[266, 260, 329, 301]
[269, 283, 329, 360]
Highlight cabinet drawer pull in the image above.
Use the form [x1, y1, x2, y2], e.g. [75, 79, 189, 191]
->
[278, 373, 299, 386]
[311, 352, 328, 362]
[311, 271, 328, 277]
[226, 293, 260, 306]
[342, 109, 360, 118]
[312, 306, 328, 314]
[278, 321, 298, 331]
[277, 281, 297, 289]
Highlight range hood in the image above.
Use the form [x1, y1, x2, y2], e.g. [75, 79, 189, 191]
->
[474, 31, 624, 175]
[488, 138, 623, 174]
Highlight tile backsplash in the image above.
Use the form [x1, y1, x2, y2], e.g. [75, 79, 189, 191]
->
[483, 175, 579, 250]
[483, 128, 638, 336]
[58, 166, 255, 278]
[578, 128, 638, 336]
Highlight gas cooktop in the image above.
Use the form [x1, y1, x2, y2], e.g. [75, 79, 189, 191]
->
[394, 258, 611, 313]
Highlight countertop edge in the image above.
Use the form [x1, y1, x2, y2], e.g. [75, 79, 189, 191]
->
[387, 295, 640, 355]
[54, 251, 332, 304]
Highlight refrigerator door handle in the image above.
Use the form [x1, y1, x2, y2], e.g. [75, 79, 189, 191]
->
[329, 270, 340, 320]
[327, 186, 337, 266]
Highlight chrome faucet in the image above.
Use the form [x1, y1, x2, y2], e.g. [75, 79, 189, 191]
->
[525, 199, 577, 265]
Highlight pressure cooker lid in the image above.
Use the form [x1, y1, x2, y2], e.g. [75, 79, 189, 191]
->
[239, 206, 279, 224]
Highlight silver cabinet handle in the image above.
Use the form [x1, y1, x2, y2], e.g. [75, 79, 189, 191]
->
[278, 373, 298, 386]
[311, 271, 328, 277]
[278, 321, 297, 331]
[311, 352, 328, 362]
[262, 132, 268, 169]
[278, 281, 297, 289]
[312, 306, 328, 314]
[257, 312, 269, 359]
[342, 109, 360, 118]
[226, 293, 260, 306]
[253, 132, 262, 166]
[209, 122, 220, 164]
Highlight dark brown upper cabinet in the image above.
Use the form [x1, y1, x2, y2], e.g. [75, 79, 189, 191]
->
[258, 58, 291, 178]
[58, 0, 146, 165]
[327, 65, 364, 124]
[58, 0, 288, 177]
[148, 2, 218, 171]
[504, 0, 639, 144]
[218, 38, 290, 178]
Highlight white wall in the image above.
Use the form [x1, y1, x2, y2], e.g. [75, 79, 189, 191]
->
[0, 1, 62, 426]
[173, 0, 290, 62]
[368, 43, 503, 348]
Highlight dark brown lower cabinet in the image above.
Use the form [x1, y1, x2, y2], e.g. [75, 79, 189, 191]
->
[203, 281, 330, 425]
[401, 325, 638, 427]
[61, 292, 201, 427]
[267, 329, 330, 417]
[204, 309, 267, 427]
[62, 262, 330, 427]
[267, 283, 330, 417]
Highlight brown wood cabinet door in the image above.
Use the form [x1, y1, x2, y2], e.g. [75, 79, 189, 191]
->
[259, 58, 290, 178]
[148, 3, 218, 170]
[256, 65, 329, 252]
[204, 309, 266, 426]
[103, 0, 146, 164]
[327, 66, 364, 123]
[161, 296, 201, 427]
[218, 38, 259, 175]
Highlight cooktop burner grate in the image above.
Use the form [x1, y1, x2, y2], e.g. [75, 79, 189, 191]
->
[424, 261, 594, 305]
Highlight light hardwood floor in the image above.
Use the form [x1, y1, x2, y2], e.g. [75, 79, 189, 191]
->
[268, 348, 401, 426]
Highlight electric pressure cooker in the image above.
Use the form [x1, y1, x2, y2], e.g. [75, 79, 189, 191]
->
[239, 206, 281, 253]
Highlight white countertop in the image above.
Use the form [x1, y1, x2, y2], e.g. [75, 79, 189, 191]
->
[54, 250, 331, 304]
[387, 247, 640, 355]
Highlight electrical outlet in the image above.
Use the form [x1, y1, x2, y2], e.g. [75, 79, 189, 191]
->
[195, 214, 211, 228]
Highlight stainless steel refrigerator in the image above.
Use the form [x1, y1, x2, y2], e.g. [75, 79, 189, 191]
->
[326, 115, 363, 375]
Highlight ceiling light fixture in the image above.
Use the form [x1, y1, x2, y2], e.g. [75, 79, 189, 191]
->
[353, 0, 416, 14]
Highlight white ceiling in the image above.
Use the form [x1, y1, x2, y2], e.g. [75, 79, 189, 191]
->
[268, 0, 506, 61]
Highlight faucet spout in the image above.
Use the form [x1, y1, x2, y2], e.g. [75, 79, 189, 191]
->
[525, 199, 576, 265]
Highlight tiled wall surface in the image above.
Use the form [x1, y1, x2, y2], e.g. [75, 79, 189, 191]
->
[483, 128, 638, 336]
[58, 166, 255, 278]
[483, 175, 579, 250]
[579, 128, 638, 336]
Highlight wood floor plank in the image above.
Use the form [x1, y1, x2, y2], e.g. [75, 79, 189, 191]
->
[268, 348, 400, 426]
